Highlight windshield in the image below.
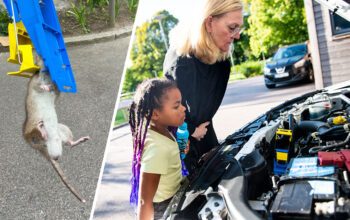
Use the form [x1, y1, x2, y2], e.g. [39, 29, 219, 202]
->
[273, 44, 307, 60]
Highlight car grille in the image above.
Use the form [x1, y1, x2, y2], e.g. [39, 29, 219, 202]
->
[270, 65, 292, 73]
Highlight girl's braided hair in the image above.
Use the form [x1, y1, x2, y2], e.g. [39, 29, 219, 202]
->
[129, 77, 177, 207]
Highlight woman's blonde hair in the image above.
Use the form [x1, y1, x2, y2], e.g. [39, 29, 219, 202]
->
[169, 0, 243, 64]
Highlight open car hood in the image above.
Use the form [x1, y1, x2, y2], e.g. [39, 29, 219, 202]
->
[164, 81, 350, 219]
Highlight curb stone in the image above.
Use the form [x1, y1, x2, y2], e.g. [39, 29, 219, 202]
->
[0, 25, 133, 53]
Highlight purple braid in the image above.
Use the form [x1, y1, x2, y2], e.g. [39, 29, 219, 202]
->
[130, 114, 152, 207]
[128, 78, 177, 208]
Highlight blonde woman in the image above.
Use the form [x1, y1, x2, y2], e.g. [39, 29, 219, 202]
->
[164, 0, 243, 173]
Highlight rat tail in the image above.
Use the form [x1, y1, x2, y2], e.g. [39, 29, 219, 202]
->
[49, 158, 86, 203]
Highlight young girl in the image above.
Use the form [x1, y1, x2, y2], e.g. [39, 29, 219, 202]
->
[129, 78, 186, 220]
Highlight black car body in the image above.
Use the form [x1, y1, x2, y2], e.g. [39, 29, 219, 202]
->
[264, 43, 313, 89]
[164, 81, 350, 220]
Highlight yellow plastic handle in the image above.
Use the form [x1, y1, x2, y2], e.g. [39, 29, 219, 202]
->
[7, 22, 40, 77]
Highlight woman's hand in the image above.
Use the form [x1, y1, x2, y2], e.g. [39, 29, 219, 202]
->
[191, 121, 210, 141]
[184, 140, 190, 154]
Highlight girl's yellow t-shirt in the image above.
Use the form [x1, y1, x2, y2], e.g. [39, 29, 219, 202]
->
[141, 129, 182, 202]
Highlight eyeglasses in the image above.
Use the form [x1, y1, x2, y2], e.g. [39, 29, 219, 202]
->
[228, 25, 244, 36]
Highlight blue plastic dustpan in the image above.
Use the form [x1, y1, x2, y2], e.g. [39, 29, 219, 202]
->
[3, 0, 20, 21]
[3, 0, 77, 93]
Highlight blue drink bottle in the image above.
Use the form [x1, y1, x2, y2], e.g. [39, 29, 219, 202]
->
[176, 122, 189, 176]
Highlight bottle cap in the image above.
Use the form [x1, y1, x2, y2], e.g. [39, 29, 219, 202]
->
[179, 122, 187, 130]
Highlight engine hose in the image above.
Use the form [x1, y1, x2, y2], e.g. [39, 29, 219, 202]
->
[297, 121, 329, 132]
[309, 131, 350, 154]
[293, 121, 329, 140]
[288, 114, 295, 130]
[318, 125, 347, 137]
[304, 134, 314, 146]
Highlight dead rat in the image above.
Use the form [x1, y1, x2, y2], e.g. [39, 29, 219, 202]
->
[23, 69, 90, 203]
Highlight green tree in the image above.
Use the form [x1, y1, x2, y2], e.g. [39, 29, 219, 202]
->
[247, 0, 308, 58]
[232, 15, 252, 64]
[0, 5, 11, 36]
[122, 10, 178, 93]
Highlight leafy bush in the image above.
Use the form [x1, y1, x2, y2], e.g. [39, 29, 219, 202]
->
[87, 0, 108, 8]
[125, 0, 138, 18]
[115, 0, 120, 18]
[0, 5, 11, 36]
[233, 61, 264, 78]
[114, 108, 129, 127]
[67, 2, 90, 34]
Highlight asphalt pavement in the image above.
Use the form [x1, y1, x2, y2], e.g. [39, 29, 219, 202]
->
[0, 35, 130, 219]
[213, 76, 316, 140]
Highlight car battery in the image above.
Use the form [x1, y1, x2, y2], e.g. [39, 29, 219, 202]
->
[271, 181, 313, 218]
[318, 149, 350, 171]
[288, 157, 335, 177]
[274, 129, 293, 175]
[271, 180, 336, 219]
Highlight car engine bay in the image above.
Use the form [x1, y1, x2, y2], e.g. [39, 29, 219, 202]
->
[165, 84, 350, 219]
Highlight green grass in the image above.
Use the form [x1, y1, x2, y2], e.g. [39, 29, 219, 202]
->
[120, 92, 134, 100]
[114, 108, 129, 127]
[229, 60, 264, 83]
[229, 72, 246, 83]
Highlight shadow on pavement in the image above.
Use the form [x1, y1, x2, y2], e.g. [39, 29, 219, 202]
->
[101, 161, 131, 184]
[93, 200, 134, 219]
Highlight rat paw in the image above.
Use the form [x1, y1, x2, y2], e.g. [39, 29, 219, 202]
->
[37, 120, 48, 140]
[39, 84, 51, 92]
[82, 136, 90, 141]
[69, 136, 90, 147]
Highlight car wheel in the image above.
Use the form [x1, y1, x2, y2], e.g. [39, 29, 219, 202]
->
[265, 83, 276, 89]
[308, 68, 314, 82]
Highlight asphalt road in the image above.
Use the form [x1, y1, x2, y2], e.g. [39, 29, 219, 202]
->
[213, 76, 316, 139]
[0, 36, 130, 220]
[91, 75, 316, 220]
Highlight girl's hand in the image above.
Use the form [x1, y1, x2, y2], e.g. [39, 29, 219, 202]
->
[191, 121, 210, 141]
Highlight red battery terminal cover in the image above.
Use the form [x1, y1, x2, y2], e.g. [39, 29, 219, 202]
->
[341, 150, 350, 171]
[318, 149, 350, 171]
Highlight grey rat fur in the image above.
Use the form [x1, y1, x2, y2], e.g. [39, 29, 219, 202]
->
[23, 69, 89, 203]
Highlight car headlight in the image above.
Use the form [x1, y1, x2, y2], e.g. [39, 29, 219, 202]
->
[294, 59, 306, 68]
[264, 67, 271, 75]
